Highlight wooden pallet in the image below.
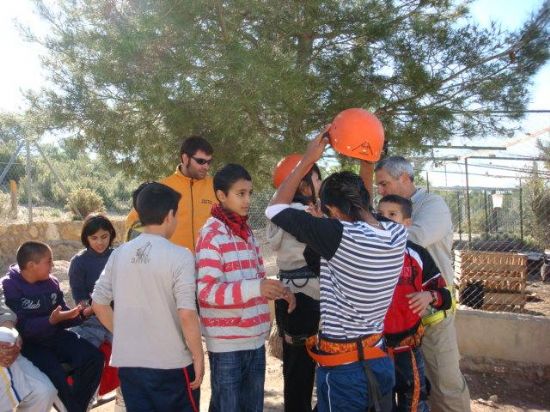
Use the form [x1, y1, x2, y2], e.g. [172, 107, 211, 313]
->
[455, 250, 528, 310]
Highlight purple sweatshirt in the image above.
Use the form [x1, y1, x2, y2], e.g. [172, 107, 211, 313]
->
[1, 265, 82, 342]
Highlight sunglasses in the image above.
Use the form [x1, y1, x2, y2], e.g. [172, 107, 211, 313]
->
[191, 156, 213, 166]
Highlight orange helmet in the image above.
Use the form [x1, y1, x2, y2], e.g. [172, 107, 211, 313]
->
[272, 154, 304, 188]
[328, 108, 385, 162]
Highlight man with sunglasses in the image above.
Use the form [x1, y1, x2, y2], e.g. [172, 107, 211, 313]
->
[126, 136, 217, 253]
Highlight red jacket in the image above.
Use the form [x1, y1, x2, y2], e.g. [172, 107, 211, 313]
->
[384, 241, 451, 346]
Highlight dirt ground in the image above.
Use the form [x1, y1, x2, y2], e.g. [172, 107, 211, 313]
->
[89, 353, 550, 412]
[524, 278, 550, 317]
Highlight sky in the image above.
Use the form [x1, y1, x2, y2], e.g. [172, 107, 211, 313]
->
[0, 0, 548, 188]
[425, 0, 550, 189]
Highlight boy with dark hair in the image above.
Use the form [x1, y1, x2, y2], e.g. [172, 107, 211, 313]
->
[126, 135, 217, 252]
[196, 163, 295, 412]
[1, 241, 104, 412]
[0, 287, 58, 411]
[125, 181, 154, 241]
[377, 195, 452, 412]
[93, 182, 204, 412]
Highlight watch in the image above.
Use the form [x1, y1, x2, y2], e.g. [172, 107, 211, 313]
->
[430, 291, 438, 306]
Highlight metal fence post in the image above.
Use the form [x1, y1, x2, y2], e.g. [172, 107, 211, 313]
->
[456, 191, 463, 241]
[465, 157, 471, 243]
[484, 190, 488, 238]
[519, 178, 524, 242]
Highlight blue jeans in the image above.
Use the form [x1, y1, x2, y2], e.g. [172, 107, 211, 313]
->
[118, 365, 200, 412]
[393, 347, 429, 412]
[208, 346, 266, 412]
[70, 316, 112, 348]
[316, 356, 395, 412]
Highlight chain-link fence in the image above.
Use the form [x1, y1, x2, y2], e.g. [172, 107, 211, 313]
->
[432, 182, 549, 316]
[248, 174, 550, 317]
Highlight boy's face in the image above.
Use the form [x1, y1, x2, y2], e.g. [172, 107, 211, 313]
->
[26, 251, 53, 282]
[216, 179, 253, 217]
[377, 201, 412, 226]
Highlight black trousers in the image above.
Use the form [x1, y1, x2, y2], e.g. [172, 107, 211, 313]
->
[276, 292, 320, 412]
[22, 329, 104, 412]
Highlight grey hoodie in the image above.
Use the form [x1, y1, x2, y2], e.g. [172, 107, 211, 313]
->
[266, 202, 320, 300]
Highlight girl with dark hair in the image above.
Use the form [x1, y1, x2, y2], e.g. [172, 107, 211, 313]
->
[266, 133, 408, 412]
[69, 214, 116, 347]
[267, 157, 322, 412]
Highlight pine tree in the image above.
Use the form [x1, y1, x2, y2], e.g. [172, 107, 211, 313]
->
[24, 0, 550, 183]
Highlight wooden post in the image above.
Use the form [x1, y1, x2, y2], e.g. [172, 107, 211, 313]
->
[9, 180, 17, 219]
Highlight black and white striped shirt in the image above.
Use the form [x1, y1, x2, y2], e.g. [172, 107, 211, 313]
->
[267, 205, 407, 340]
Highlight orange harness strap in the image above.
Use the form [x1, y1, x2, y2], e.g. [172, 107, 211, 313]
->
[387, 324, 425, 357]
[410, 349, 420, 412]
[305, 334, 387, 367]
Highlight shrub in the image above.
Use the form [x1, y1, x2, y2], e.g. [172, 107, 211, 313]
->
[66, 188, 105, 219]
[0, 192, 10, 220]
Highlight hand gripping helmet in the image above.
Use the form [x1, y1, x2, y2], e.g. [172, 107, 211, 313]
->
[272, 154, 304, 188]
[328, 108, 385, 162]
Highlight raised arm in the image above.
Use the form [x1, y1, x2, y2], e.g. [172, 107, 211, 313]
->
[359, 160, 375, 205]
[270, 130, 329, 207]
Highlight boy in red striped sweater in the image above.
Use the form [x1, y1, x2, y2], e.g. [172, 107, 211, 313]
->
[195, 163, 295, 412]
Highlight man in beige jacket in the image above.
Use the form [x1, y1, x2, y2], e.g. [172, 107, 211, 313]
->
[375, 156, 471, 412]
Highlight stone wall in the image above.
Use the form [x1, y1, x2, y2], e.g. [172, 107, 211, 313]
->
[456, 309, 550, 378]
[0, 218, 126, 269]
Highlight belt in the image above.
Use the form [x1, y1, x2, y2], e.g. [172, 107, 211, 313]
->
[278, 266, 317, 280]
[305, 334, 387, 367]
[283, 332, 312, 346]
[387, 324, 425, 353]
[422, 291, 457, 327]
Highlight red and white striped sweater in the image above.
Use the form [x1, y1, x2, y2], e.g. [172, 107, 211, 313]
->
[195, 217, 270, 352]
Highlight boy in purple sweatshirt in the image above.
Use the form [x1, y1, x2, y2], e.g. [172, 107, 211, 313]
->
[1, 241, 103, 412]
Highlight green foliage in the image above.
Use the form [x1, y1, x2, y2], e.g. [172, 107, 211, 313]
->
[525, 164, 550, 249]
[0, 146, 25, 184]
[537, 138, 550, 169]
[66, 188, 105, 219]
[8, 143, 138, 212]
[24, 0, 549, 187]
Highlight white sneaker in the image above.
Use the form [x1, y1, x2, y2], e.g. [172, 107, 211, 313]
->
[114, 387, 126, 412]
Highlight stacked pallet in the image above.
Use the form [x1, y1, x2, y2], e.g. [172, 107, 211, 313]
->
[455, 250, 527, 311]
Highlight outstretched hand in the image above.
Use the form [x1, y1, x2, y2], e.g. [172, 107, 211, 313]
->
[49, 305, 81, 325]
[302, 126, 330, 165]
